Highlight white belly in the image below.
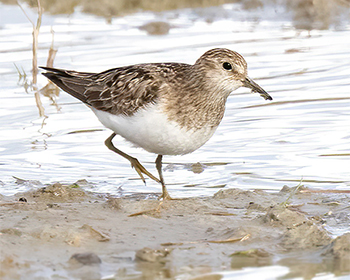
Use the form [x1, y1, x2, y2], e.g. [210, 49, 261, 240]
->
[91, 104, 217, 155]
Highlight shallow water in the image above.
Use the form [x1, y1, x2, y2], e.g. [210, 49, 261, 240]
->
[1, 1, 350, 198]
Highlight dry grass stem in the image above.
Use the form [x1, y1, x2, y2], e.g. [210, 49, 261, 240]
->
[300, 189, 350, 194]
[281, 179, 303, 207]
[160, 234, 251, 247]
[128, 201, 164, 217]
[46, 28, 57, 68]
[208, 234, 251, 244]
[18, 0, 45, 117]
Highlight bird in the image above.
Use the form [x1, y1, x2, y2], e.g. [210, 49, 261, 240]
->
[41, 48, 272, 200]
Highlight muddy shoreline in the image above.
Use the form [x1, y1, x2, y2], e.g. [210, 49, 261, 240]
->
[0, 183, 349, 279]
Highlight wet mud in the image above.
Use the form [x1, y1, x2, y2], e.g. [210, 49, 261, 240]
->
[0, 183, 349, 279]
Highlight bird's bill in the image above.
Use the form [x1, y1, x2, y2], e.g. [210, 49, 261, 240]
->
[243, 77, 272, 101]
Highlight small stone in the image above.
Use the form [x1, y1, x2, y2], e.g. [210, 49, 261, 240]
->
[135, 247, 171, 263]
[69, 252, 101, 266]
[139, 21, 171, 35]
[190, 162, 205, 174]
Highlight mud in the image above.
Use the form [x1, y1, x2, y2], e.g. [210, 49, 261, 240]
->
[0, 183, 349, 279]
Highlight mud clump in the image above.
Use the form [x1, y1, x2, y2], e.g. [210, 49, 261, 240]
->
[0, 186, 349, 279]
[281, 220, 331, 249]
[17, 182, 88, 204]
[324, 232, 350, 259]
[322, 233, 350, 273]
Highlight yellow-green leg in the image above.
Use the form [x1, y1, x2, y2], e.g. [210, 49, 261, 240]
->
[105, 133, 160, 184]
[155, 155, 172, 200]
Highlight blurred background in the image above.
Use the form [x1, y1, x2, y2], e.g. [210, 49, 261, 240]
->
[0, 0, 350, 197]
[2, 0, 350, 29]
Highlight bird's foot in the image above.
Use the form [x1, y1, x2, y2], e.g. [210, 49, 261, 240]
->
[129, 157, 160, 185]
[158, 185, 173, 200]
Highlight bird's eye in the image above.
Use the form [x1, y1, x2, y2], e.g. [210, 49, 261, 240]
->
[222, 62, 232, 70]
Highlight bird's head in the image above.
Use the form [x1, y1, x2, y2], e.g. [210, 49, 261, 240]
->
[194, 48, 272, 101]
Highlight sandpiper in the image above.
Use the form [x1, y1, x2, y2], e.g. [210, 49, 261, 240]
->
[41, 48, 272, 199]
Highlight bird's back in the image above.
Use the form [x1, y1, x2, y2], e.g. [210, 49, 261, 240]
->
[41, 63, 190, 116]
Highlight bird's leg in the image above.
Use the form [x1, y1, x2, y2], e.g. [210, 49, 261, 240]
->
[105, 133, 160, 185]
[155, 155, 172, 200]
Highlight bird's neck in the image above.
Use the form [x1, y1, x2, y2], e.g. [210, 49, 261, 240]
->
[162, 69, 227, 131]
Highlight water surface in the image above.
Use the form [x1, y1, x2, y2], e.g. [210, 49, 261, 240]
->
[0, 1, 350, 197]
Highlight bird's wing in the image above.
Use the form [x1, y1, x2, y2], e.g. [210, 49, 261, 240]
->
[41, 65, 163, 116]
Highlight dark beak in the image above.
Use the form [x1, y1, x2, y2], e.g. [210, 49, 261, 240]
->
[243, 77, 272, 101]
